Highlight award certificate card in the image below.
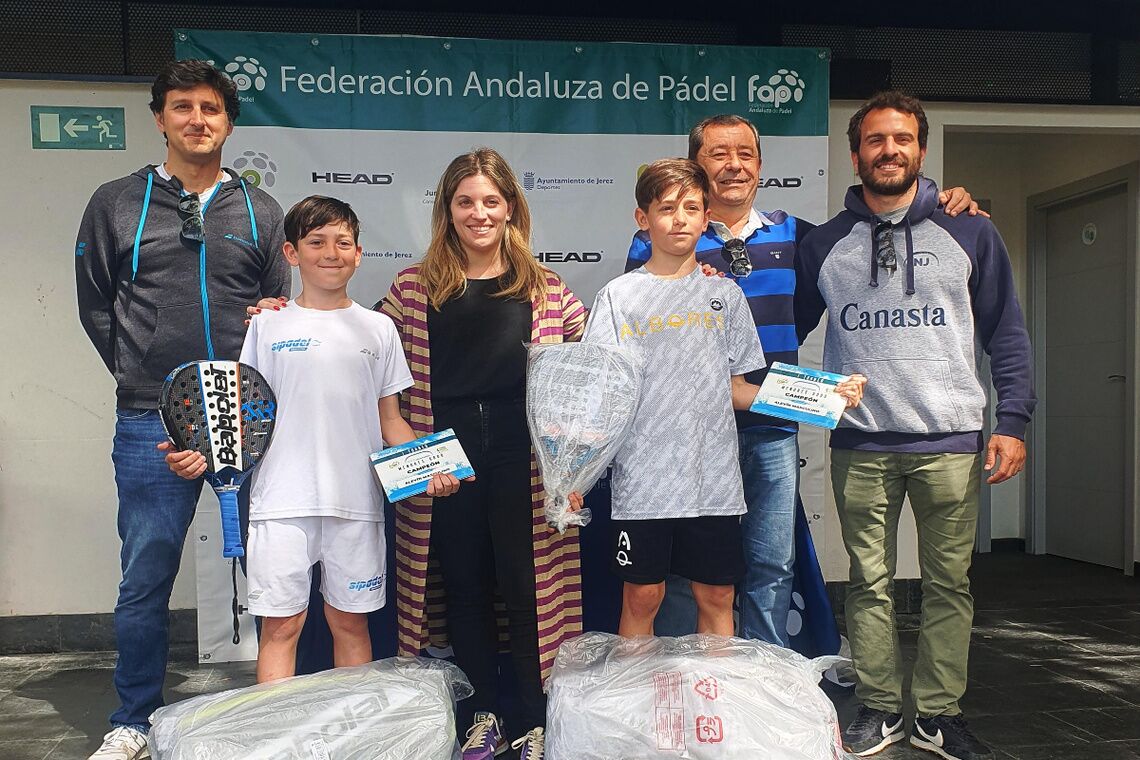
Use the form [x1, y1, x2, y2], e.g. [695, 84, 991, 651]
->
[370, 429, 475, 501]
[750, 362, 849, 429]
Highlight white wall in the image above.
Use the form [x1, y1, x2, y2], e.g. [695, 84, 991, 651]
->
[4, 80, 1139, 619]
[0, 79, 207, 616]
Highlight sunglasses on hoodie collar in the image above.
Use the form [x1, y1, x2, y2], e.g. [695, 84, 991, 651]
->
[873, 220, 896, 273]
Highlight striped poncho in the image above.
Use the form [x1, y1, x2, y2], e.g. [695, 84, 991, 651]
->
[380, 264, 587, 682]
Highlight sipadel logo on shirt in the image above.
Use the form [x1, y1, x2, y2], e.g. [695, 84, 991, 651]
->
[271, 338, 321, 352]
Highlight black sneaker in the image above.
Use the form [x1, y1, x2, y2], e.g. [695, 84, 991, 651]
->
[911, 714, 994, 760]
[841, 705, 905, 756]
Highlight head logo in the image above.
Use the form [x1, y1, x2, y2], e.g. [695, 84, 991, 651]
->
[710, 298, 724, 311]
[747, 68, 806, 109]
[232, 150, 277, 188]
[522, 171, 535, 191]
[222, 56, 268, 92]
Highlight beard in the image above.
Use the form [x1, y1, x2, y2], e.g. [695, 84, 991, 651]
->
[858, 153, 921, 196]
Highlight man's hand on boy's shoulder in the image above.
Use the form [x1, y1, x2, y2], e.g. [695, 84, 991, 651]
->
[245, 296, 288, 326]
[939, 186, 990, 218]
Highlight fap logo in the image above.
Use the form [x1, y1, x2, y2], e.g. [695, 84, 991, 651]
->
[747, 68, 806, 112]
[232, 150, 278, 188]
[221, 55, 269, 92]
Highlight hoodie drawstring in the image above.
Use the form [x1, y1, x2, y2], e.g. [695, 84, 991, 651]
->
[868, 223, 879, 289]
[130, 172, 155, 281]
[130, 173, 256, 279]
[903, 220, 915, 295]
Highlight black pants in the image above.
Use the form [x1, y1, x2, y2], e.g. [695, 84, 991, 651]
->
[431, 399, 545, 734]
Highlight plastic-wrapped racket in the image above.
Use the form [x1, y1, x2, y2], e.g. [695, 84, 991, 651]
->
[159, 360, 277, 557]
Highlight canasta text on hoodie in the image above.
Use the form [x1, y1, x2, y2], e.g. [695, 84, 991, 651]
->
[794, 177, 1035, 453]
[76, 166, 290, 409]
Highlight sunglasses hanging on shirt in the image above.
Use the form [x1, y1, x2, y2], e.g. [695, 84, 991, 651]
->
[720, 237, 752, 278]
[873, 220, 897, 272]
[178, 192, 204, 243]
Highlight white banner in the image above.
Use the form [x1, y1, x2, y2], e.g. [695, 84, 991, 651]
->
[221, 129, 828, 304]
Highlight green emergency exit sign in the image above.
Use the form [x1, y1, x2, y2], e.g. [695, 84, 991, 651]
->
[31, 106, 126, 150]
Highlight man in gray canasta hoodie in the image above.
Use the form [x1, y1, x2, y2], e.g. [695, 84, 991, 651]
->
[795, 92, 1035, 760]
[76, 59, 289, 760]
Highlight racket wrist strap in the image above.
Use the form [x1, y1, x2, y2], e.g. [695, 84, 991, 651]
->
[231, 558, 242, 646]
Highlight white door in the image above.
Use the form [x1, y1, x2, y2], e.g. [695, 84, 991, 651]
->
[1043, 185, 1128, 568]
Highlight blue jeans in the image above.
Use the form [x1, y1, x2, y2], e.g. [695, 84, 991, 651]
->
[110, 408, 202, 731]
[737, 428, 799, 646]
[654, 429, 798, 646]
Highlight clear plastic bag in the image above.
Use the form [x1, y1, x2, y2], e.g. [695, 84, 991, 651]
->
[545, 633, 855, 760]
[526, 342, 641, 533]
[148, 657, 472, 760]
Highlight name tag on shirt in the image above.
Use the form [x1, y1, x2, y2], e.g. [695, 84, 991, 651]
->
[370, 429, 475, 501]
[750, 362, 849, 429]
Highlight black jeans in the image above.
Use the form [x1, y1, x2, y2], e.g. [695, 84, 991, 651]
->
[431, 398, 545, 734]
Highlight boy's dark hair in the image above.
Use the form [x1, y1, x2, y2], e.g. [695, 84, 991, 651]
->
[284, 196, 361, 245]
[149, 59, 241, 123]
[635, 158, 710, 212]
[687, 114, 761, 161]
[847, 90, 928, 152]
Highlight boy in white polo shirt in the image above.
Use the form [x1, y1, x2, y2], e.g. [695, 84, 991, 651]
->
[167, 196, 461, 681]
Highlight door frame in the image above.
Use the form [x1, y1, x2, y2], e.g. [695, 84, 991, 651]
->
[1025, 162, 1140, 575]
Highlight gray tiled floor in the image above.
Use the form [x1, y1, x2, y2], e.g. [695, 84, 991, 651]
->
[829, 553, 1140, 759]
[0, 649, 256, 760]
[2, 552, 1137, 759]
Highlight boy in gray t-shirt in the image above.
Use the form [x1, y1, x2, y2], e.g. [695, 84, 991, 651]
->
[574, 158, 767, 637]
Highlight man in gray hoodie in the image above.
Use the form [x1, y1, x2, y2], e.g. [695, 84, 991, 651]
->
[76, 59, 289, 760]
[795, 92, 1034, 760]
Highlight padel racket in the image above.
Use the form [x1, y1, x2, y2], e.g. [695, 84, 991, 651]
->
[159, 360, 277, 558]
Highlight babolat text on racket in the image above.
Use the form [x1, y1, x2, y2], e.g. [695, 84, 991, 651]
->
[159, 360, 277, 557]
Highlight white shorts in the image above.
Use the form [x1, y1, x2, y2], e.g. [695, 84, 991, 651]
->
[246, 516, 387, 617]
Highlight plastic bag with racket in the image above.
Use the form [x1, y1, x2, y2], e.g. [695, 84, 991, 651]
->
[158, 360, 277, 558]
[525, 342, 641, 533]
[148, 657, 472, 760]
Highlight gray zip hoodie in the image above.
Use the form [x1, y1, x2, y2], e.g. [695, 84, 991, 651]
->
[794, 178, 1035, 453]
[76, 165, 290, 408]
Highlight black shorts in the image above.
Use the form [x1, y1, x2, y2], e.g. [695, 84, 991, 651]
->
[611, 515, 744, 586]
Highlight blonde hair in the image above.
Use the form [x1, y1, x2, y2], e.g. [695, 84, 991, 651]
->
[420, 148, 546, 310]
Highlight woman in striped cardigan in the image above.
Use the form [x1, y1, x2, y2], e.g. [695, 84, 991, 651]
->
[379, 148, 585, 760]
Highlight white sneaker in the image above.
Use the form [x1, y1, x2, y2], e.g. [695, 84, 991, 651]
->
[89, 726, 150, 760]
